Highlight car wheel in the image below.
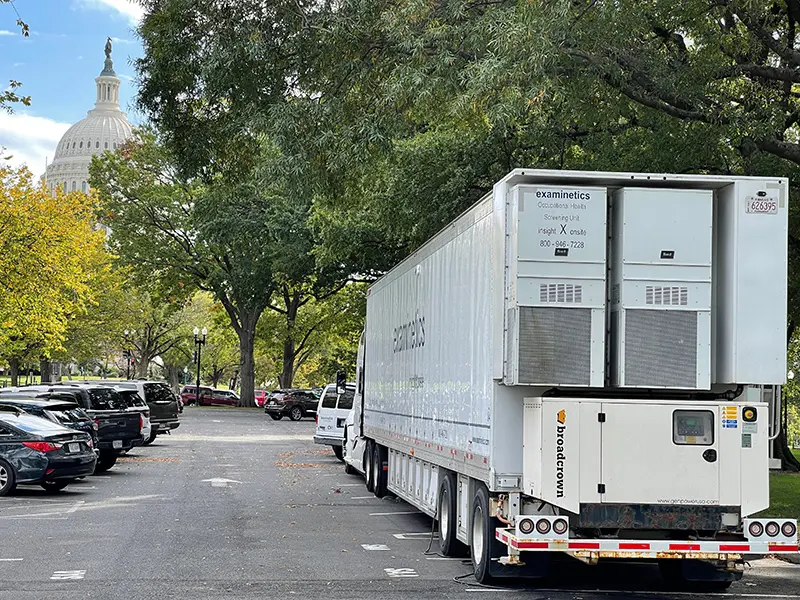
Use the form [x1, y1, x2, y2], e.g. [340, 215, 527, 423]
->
[0, 459, 16, 496]
[288, 406, 304, 421]
[94, 453, 117, 473]
[269, 414, 282, 421]
[143, 431, 158, 445]
[332, 445, 344, 461]
[41, 480, 70, 493]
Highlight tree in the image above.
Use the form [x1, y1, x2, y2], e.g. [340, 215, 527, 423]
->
[0, 165, 109, 385]
[0, 0, 30, 114]
[90, 130, 349, 405]
[257, 282, 366, 389]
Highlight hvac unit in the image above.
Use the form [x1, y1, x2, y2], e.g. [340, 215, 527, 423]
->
[610, 188, 712, 389]
[504, 184, 607, 387]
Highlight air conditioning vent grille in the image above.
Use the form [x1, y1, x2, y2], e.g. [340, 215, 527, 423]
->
[539, 283, 583, 304]
[645, 285, 688, 306]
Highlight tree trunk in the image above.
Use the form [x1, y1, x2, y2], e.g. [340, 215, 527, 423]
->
[8, 358, 19, 387]
[40, 359, 52, 384]
[238, 313, 258, 407]
[279, 292, 302, 389]
[210, 364, 224, 388]
[778, 321, 800, 470]
[164, 364, 181, 392]
[280, 336, 295, 389]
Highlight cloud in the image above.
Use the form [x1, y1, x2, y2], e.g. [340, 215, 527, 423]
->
[0, 113, 71, 178]
[118, 73, 135, 82]
[74, 0, 145, 23]
[111, 36, 135, 44]
[0, 30, 16, 36]
[12, 62, 24, 68]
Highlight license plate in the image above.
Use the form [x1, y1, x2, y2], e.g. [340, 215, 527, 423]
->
[746, 196, 778, 214]
[112, 440, 123, 449]
[68, 443, 80, 453]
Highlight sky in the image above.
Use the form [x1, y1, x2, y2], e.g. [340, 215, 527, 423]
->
[0, 0, 144, 177]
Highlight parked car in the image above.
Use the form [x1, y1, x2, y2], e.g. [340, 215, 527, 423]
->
[88, 380, 181, 438]
[208, 389, 239, 407]
[180, 385, 213, 406]
[111, 387, 153, 445]
[1, 385, 142, 472]
[0, 395, 98, 449]
[313, 383, 355, 460]
[0, 406, 96, 494]
[254, 390, 268, 408]
[265, 389, 319, 421]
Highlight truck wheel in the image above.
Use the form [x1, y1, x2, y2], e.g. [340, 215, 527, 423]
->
[438, 473, 465, 556]
[288, 406, 304, 421]
[471, 484, 495, 584]
[269, 414, 282, 420]
[372, 443, 387, 498]
[364, 442, 375, 493]
[0, 459, 16, 497]
[94, 454, 117, 473]
[332, 445, 344, 461]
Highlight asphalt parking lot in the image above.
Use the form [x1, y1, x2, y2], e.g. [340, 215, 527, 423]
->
[0, 407, 797, 599]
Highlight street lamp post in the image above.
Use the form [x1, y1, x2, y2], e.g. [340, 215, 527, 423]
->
[193, 327, 207, 405]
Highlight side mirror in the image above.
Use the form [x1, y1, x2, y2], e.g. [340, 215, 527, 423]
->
[336, 370, 347, 395]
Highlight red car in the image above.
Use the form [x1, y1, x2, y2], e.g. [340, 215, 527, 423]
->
[180, 385, 213, 406]
[254, 390, 267, 408]
[208, 389, 239, 406]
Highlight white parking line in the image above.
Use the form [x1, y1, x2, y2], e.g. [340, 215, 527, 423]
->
[394, 532, 437, 539]
[384, 567, 418, 578]
[50, 570, 86, 580]
[351, 496, 376, 500]
[336, 484, 363, 487]
[0, 559, 23, 562]
[370, 511, 422, 516]
[361, 544, 390, 551]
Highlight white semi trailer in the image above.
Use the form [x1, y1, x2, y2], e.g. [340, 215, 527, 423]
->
[342, 169, 798, 587]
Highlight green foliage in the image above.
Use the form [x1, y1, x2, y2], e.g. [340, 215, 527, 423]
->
[0, 0, 30, 113]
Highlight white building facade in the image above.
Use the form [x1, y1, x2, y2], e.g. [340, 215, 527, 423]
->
[46, 39, 133, 194]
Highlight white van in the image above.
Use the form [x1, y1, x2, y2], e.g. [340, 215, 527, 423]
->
[313, 382, 355, 460]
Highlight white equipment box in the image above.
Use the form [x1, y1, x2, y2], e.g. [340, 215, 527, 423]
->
[610, 188, 713, 389]
[505, 185, 607, 387]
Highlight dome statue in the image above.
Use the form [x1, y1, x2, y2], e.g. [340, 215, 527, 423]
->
[46, 38, 133, 195]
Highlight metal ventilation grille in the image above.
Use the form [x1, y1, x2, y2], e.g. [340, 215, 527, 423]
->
[518, 307, 591, 385]
[645, 285, 688, 306]
[624, 309, 697, 388]
[539, 283, 583, 304]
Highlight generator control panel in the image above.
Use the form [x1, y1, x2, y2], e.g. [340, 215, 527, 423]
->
[673, 410, 714, 445]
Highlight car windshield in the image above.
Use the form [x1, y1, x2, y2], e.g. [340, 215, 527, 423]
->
[145, 383, 175, 403]
[87, 388, 127, 411]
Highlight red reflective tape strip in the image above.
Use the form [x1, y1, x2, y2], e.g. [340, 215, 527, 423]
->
[769, 544, 799, 552]
[518, 541, 549, 549]
[619, 543, 650, 550]
[568, 542, 600, 550]
[669, 544, 701, 551]
[719, 544, 751, 552]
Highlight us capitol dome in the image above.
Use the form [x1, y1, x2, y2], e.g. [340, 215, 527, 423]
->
[46, 38, 133, 194]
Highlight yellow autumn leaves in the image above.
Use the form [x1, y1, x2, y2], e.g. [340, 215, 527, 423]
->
[0, 164, 114, 358]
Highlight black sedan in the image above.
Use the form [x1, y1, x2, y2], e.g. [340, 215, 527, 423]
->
[0, 395, 98, 448]
[0, 407, 97, 494]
